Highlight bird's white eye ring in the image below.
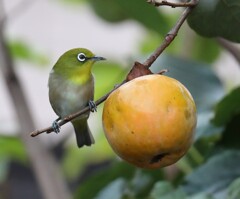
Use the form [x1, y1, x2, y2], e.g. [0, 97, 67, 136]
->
[77, 53, 86, 62]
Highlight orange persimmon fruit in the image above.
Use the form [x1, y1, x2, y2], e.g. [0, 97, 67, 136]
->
[102, 74, 197, 169]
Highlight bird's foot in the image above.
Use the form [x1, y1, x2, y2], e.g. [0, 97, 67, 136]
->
[52, 118, 61, 134]
[88, 100, 97, 112]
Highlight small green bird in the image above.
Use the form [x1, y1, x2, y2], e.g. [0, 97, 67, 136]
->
[48, 48, 106, 148]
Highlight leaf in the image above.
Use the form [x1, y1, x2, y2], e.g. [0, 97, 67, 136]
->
[190, 36, 221, 63]
[74, 161, 136, 199]
[129, 169, 165, 198]
[94, 178, 127, 199]
[89, 0, 170, 35]
[187, 0, 240, 43]
[183, 150, 240, 195]
[0, 135, 27, 163]
[227, 178, 240, 199]
[188, 193, 214, 199]
[216, 113, 240, 149]
[62, 132, 114, 180]
[93, 61, 127, 99]
[149, 181, 186, 199]
[7, 40, 49, 65]
[194, 111, 222, 141]
[212, 87, 240, 126]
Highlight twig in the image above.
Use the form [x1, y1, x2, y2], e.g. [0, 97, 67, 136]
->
[147, 0, 198, 8]
[30, 0, 199, 137]
[217, 37, 240, 66]
[143, 0, 198, 67]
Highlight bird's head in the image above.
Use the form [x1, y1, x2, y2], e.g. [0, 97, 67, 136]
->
[53, 48, 106, 84]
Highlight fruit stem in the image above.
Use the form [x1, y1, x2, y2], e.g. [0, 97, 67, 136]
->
[188, 146, 204, 165]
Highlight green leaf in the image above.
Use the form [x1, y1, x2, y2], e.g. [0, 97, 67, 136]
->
[187, 0, 240, 43]
[93, 61, 127, 99]
[227, 178, 240, 199]
[127, 169, 165, 198]
[62, 132, 114, 180]
[94, 178, 127, 199]
[188, 193, 214, 199]
[7, 40, 49, 65]
[212, 87, 240, 126]
[216, 113, 240, 149]
[74, 161, 136, 199]
[149, 181, 186, 199]
[89, 0, 170, 35]
[190, 36, 221, 63]
[0, 135, 27, 163]
[183, 150, 240, 195]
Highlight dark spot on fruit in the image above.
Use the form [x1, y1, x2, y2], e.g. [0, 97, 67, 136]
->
[185, 110, 190, 119]
[131, 131, 135, 134]
[150, 153, 168, 164]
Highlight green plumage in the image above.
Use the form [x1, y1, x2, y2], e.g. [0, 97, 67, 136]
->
[48, 48, 105, 148]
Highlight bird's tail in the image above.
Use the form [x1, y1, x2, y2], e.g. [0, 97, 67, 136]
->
[72, 119, 95, 148]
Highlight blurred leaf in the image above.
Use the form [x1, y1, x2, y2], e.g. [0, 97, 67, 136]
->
[62, 132, 114, 180]
[191, 36, 221, 63]
[8, 40, 49, 65]
[89, 0, 170, 35]
[189, 193, 214, 199]
[129, 170, 152, 198]
[183, 150, 240, 195]
[74, 161, 135, 199]
[194, 111, 222, 141]
[212, 87, 240, 126]
[94, 178, 127, 199]
[128, 169, 165, 199]
[187, 0, 240, 43]
[93, 61, 127, 99]
[140, 32, 163, 55]
[0, 136, 27, 163]
[149, 181, 186, 199]
[227, 177, 240, 199]
[216, 114, 240, 149]
[140, 29, 221, 64]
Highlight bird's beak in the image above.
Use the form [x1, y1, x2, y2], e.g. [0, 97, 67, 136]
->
[90, 56, 106, 61]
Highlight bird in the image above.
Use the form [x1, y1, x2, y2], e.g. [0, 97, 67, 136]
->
[48, 48, 106, 148]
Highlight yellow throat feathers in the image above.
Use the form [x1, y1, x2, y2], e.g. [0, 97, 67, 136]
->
[59, 63, 92, 85]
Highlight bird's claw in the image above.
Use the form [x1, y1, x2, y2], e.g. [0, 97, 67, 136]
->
[52, 119, 61, 134]
[88, 100, 97, 112]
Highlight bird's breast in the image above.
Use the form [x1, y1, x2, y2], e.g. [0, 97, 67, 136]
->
[48, 73, 94, 118]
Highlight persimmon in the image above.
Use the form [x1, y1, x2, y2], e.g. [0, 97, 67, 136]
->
[102, 74, 197, 169]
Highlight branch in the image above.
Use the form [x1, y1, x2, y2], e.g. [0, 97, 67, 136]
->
[30, 0, 199, 137]
[217, 37, 240, 66]
[143, 0, 198, 67]
[147, 0, 198, 8]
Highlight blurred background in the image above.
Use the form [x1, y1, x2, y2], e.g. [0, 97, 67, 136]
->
[0, 0, 240, 199]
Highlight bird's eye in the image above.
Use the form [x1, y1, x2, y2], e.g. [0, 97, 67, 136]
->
[77, 53, 86, 62]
